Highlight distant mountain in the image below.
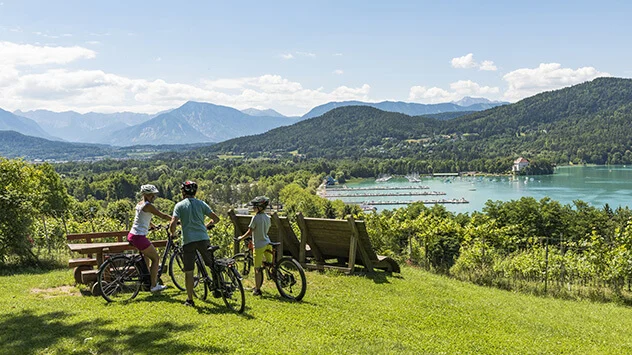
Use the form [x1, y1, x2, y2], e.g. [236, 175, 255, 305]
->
[453, 96, 508, 107]
[0, 109, 59, 140]
[301, 100, 506, 119]
[198, 77, 632, 165]
[241, 108, 286, 117]
[104, 101, 300, 146]
[0, 130, 204, 161]
[15, 109, 156, 143]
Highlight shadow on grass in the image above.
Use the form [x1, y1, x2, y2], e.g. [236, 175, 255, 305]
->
[0, 310, 227, 354]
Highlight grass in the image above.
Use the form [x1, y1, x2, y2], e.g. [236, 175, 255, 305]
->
[1, 266, 631, 354]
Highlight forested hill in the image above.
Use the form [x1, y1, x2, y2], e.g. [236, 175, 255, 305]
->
[199, 77, 632, 165]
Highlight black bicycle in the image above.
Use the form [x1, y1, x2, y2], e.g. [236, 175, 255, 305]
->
[233, 237, 307, 301]
[97, 225, 190, 302]
[170, 241, 246, 313]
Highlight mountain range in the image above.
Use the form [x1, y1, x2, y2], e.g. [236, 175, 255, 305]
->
[2, 97, 505, 146]
[198, 77, 632, 165]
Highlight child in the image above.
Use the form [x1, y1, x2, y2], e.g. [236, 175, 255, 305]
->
[128, 184, 172, 293]
[238, 196, 271, 296]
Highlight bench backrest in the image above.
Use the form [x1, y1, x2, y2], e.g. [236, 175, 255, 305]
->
[66, 231, 129, 243]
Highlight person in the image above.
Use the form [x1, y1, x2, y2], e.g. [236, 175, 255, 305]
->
[169, 180, 220, 307]
[237, 196, 271, 296]
[128, 184, 172, 293]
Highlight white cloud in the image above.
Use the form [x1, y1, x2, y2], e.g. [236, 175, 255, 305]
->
[333, 69, 344, 75]
[155, 57, 162, 62]
[451, 53, 476, 69]
[409, 80, 499, 103]
[451, 53, 497, 71]
[280, 53, 294, 60]
[0, 42, 371, 115]
[85, 41, 101, 45]
[333, 53, 343, 56]
[0, 41, 96, 67]
[503, 63, 610, 101]
[479, 60, 497, 71]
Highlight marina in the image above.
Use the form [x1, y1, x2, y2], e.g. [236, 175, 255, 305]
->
[325, 191, 446, 198]
[325, 185, 430, 190]
[343, 198, 469, 206]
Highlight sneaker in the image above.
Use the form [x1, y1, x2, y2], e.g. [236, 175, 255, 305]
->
[150, 284, 168, 293]
[183, 299, 195, 307]
[252, 289, 262, 296]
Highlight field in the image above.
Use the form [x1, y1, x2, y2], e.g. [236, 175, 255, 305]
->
[1, 266, 631, 354]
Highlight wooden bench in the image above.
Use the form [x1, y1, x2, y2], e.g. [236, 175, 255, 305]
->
[66, 231, 129, 284]
[227, 210, 399, 274]
[66, 231, 167, 285]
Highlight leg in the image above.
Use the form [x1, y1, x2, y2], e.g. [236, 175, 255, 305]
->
[185, 270, 195, 301]
[255, 267, 264, 293]
[142, 244, 160, 288]
[182, 242, 198, 304]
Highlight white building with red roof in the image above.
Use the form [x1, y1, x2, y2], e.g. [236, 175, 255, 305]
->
[512, 157, 529, 172]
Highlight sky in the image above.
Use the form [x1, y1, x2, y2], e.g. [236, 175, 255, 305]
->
[0, 0, 629, 116]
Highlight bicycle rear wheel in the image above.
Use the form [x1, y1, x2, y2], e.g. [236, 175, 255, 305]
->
[98, 256, 141, 302]
[169, 249, 206, 299]
[274, 258, 307, 301]
[219, 266, 245, 313]
[232, 253, 254, 291]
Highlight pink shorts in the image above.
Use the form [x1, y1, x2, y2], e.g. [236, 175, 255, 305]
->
[127, 233, 152, 251]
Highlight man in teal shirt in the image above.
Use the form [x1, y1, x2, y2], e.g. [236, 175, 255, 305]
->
[169, 180, 219, 307]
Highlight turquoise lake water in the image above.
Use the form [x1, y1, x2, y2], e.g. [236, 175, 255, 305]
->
[328, 166, 632, 213]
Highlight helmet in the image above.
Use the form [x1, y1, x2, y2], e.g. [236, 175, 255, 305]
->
[251, 196, 270, 209]
[140, 184, 159, 195]
[181, 180, 198, 195]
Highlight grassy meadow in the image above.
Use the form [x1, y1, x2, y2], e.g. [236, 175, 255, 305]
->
[1, 266, 631, 355]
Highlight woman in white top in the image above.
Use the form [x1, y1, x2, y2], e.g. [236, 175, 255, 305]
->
[128, 184, 172, 293]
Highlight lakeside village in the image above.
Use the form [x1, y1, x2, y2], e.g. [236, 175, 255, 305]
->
[317, 158, 531, 211]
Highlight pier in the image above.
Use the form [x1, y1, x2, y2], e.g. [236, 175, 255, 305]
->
[325, 185, 430, 191]
[326, 191, 446, 198]
[342, 198, 469, 206]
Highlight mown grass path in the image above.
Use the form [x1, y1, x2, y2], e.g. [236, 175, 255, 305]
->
[1, 266, 630, 354]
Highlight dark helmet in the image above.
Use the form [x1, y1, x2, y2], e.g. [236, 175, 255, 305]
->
[251, 196, 270, 209]
[181, 180, 198, 195]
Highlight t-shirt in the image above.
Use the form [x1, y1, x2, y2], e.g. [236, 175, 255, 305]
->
[249, 213, 271, 249]
[172, 198, 212, 245]
[129, 201, 152, 236]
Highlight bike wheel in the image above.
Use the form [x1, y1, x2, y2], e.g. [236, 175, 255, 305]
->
[219, 267, 245, 313]
[98, 256, 141, 302]
[274, 258, 307, 301]
[232, 253, 255, 291]
[169, 249, 206, 299]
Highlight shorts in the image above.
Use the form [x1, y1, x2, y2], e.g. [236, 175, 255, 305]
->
[183, 239, 214, 272]
[127, 233, 152, 251]
[253, 244, 273, 268]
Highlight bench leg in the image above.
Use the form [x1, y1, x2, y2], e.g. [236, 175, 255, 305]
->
[73, 265, 93, 284]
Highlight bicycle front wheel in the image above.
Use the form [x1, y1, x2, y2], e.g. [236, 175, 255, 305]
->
[274, 258, 307, 301]
[169, 249, 206, 299]
[98, 256, 141, 302]
[232, 253, 254, 291]
[219, 266, 245, 313]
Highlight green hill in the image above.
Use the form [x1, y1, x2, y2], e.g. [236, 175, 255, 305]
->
[202, 77, 632, 165]
[1, 267, 630, 354]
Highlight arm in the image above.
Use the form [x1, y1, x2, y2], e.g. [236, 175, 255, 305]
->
[169, 216, 180, 236]
[143, 203, 172, 221]
[205, 211, 220, 230]
[238, 228, 253, 242]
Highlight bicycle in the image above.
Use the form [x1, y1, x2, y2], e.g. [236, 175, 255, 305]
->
[233, 236, 307, 301]
[96, 224, 204, 302]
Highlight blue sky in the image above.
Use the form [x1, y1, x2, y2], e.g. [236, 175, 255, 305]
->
[0, 0, 629, 115]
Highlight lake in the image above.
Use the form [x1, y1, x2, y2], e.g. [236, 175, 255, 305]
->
[326, 166, 632, 213]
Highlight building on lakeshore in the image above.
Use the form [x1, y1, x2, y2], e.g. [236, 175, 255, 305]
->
[512, 157, 529, 173]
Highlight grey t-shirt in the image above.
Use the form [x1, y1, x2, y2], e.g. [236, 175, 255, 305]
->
[249, 213, 271, 249]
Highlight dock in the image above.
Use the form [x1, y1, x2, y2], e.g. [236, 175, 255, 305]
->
[342, 198, 469, 206]
[326, 191, 446, 198]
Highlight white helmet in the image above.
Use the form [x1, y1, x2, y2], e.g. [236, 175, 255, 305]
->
[140, 184, 159, 195]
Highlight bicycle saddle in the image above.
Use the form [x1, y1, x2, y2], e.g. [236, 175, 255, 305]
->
[269, 241, 281, 247]
[207, 245, 220, 253]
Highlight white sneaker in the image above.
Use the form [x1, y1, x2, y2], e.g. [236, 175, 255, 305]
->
[150, 284, 167, 293]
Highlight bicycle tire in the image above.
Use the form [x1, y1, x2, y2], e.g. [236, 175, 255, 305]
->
[97, 255, 141, 302]
[169, 249, 206, 299]
[219, 266, 245, 313]
[232, 253, 255, 291]
[274, 257, 307, 301]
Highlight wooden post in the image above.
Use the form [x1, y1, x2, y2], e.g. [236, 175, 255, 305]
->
[297, 212, 324, 264]
[271, 212, 284, 262]
[228, 209, 242, 255]
[544, 236, 549, 294]
[347, 216, 374, 273]
[297, 213, 307, 264]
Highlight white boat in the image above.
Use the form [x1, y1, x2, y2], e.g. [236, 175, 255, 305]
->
[375, 175, 393, 182]
[405, 173, 422, 183]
